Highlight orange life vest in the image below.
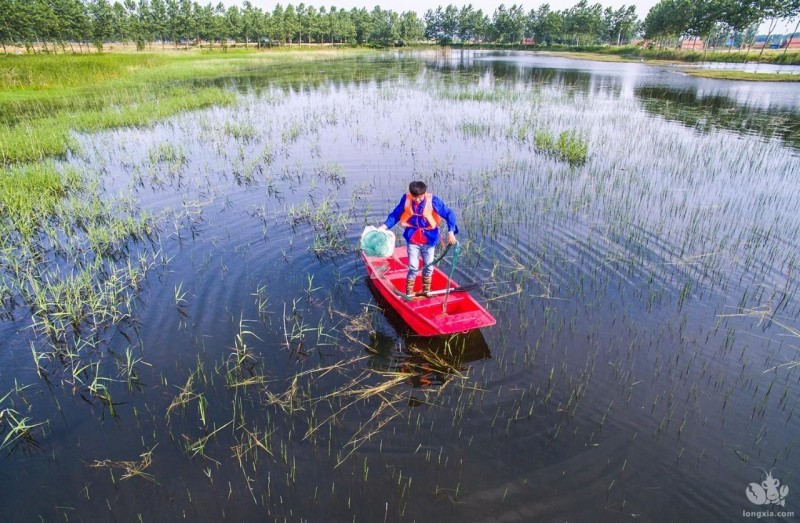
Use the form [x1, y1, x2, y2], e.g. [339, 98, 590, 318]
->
[399, 193, 441, 230]
[400, 193, 441, 244]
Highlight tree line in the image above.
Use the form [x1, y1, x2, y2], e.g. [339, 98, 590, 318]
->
[1, 0, 798, 53]
[425, 2, 639, 46]
[643, 0, 800, 49]
[0, 0, 641, 51]
[0, 0, 427, 52]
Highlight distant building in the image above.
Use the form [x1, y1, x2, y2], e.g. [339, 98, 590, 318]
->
[680, 38, 704, 50]
[781, 33, 800, 49]
[751, 34, 785, 49]
[521, 37, 537, 46]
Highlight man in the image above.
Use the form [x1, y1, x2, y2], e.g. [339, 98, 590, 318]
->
[379, 181, 458, 297]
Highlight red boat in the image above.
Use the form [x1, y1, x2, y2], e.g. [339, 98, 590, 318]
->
[362, 246, 496, 337]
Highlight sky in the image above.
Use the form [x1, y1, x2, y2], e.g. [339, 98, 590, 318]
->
[216, 0, 794, 34]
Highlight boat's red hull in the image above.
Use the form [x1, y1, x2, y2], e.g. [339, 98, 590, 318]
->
[362, 246, 496, 337]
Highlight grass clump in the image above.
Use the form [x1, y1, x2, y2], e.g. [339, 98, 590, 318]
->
[534, 129, 588, 165]
[0, 87, 236, 164]
[0, 162, 79, 238]
[439, 88, 519, 104]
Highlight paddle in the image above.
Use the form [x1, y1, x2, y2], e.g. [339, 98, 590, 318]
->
[423, 281, 484, 297]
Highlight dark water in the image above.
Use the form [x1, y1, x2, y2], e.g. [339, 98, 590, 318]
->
[1, 50, 799, 522]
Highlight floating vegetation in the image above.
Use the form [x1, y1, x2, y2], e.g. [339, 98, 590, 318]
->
[90, 445, 158, 483]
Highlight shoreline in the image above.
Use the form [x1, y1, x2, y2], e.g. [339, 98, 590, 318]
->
[539, 50, 800, 82]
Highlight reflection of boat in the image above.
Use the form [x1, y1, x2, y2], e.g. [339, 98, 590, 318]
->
[362, 246, 496, 336]
[365, 324, 491, 391]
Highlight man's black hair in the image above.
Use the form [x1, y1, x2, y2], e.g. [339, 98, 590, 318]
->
[409, 181, 427, 196]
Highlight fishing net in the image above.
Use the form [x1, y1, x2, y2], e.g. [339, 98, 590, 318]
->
[360, 226, 395, 258]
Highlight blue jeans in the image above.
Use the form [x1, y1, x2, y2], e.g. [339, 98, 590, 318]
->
[407, 243, 435, 279]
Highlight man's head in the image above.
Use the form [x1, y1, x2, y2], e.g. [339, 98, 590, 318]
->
[409, 181, 427, 198]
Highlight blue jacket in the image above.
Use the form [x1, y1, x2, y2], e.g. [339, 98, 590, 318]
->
[383, 194, 458, 246]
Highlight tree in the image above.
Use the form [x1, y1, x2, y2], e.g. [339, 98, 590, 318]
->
[458, 4, 486, 42]
[111, 1, 132, 44]
[603, 5, 638, 45]
[304, 5, 320, 43]
[88, 0, 115, 50]
[178, 0, 194, 47]
[399, 11, 425, 44]
[644, 0, 693, 46]
[717, 0, 756, 49]
[195, 2, 215, 48]
[338, 8, 355, 43]
[423, 7, 441, 42]
[0, 0, 15, 51]
[684, 0, 722, 49]
[122, 0, 146, 50]
[268, 4, 283, 44]
[493, 3, 527, 43]
[531, 4, 564, 44]
[783, 0, 800, 54]
[424, 4, 459, 44]
[165, 0, 180, 46]
[369, 6, 399, 45]
[351, 7, 372, 44]
[563, 0, 604, 45]
[214, 2, 230, 46]
[283, 4, 299, 44]
[50, 0, 82, 51]
[149, 0, 167, 46]
[241, 0, 255, 46]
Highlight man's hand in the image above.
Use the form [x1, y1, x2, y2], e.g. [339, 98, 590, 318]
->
[447, 231, 456, 245]
[378, 224, 387, 231]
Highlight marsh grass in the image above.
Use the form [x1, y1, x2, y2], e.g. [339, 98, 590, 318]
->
[0, 53, 167, 90]
[1, 87, 237, 163]
[0, 387, 47, 451]
[0, 158, 159, 425]
[288, 197, 353, 256]
[439, 88, 520, 104]
[532, 129, 589, 165]
[0, 162, 79, 238]
[0, 49, 389, 164]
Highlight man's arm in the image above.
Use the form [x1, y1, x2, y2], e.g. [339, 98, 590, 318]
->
[378, 195, 407, 230]
[432, 195, 458, 244]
